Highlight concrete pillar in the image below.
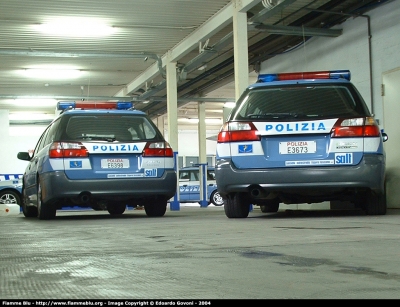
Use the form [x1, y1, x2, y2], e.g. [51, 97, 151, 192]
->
[233, 0, 249, 100]
[166, 60, 178, 151]
[198, 101, 206, 164]
[166, 58, 180, 211]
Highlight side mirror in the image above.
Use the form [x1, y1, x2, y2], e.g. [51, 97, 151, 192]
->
[382, 132, 388, 142]
[17, 152, 31, 161]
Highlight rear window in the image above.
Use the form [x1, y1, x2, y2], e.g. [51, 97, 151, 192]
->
[62, 114, 159, 141]
[231, 83, 370, 121]
[179, 169, 216, 181]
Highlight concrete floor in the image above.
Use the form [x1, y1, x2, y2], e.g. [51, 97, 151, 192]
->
[1, 205, 400, 300]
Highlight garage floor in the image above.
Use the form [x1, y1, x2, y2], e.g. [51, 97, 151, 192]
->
[1, 205, 400, 300]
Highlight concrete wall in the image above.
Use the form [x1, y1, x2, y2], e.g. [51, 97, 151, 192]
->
[259, 0, 400, 130]
[1, 119, 47, 175]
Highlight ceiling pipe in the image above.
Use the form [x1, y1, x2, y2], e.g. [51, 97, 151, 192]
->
[301, 7, 376, 113]
[136, 0, 349, 114]
[0, 49, 166, 78]
[251, 24, 342, 37]
[0, 95, 233, 103]
[136, 32, 235, 100]
[135, 0, 298, 100]
[168, 0, 387, 106]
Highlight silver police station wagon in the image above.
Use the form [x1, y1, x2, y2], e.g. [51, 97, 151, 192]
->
[17, 101, 177, 220]
[215, 70, 388, 218]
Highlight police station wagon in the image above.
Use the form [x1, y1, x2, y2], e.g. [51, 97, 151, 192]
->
[215, 70, 388, 218]
[17, 101, 177, 220]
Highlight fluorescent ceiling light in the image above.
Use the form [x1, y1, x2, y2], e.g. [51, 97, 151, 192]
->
[224, 102, 236, 108]
[178, 118, 198, 123]
[32, 18, 117, 37]
[5, 99, 57, 107]
[205, 118, 222, 124]
[18, 69, 82, 79]
[178, 118, 222, 124]
[207, 109, 223, 113]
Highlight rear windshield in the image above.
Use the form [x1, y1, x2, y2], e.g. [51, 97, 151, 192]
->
[61, 114, 160, 142]
[230, 83, 370, 121]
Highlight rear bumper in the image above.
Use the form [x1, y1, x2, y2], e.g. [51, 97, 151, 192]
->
[39, 170, 177, 204]
[215, 154, 385, 196]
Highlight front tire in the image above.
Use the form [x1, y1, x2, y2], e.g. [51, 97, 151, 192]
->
[210, 190, 224, 206]
[224, 193, 250, 218]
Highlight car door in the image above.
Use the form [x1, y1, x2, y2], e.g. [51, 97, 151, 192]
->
[191, 168, 216, 202]
[23, 126, 50, 202]
[178, 169, 192, 202]
[188, 169, 201, 201]
[205, 169, 218, 200]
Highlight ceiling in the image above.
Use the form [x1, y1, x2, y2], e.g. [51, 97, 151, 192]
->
[0, 0, 390, 128]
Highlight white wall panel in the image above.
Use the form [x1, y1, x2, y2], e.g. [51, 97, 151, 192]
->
[260, 0, 400, 129]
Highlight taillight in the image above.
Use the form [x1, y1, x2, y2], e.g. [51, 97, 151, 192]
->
[217, 122, 260, 143]
[143, 141, 174, 157]
[49, 142, 89, 158]
[331, 117, 381, 138]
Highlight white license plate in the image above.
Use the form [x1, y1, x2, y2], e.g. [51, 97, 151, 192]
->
[101, 159, 130, 169]
[279, 141, 316, 154]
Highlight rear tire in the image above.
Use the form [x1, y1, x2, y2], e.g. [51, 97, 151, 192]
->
[21, 189, 38, 217]
[37, 181, 56, 220]
[224, 193, 250, 218]
[363, 190, 386, 215]
[21, 188, 37, 217]
[145, 199, 167, 217]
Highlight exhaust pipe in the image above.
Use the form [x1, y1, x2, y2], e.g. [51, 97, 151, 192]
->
[250, 186, 268, 198]
[79, 192, 91, 203]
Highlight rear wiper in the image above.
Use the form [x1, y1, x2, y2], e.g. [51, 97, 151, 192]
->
[248, 112, 304, 119]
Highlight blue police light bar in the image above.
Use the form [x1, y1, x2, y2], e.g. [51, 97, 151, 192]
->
[115, 102, 134, 109]
[257, 70, 351, 83]
[57, 101, 76, 110]
[57, 101, 133, 111]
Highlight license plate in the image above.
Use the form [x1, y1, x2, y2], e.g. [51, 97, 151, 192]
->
[101, 159, 130, 168]
[279, 141, 316, 154]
